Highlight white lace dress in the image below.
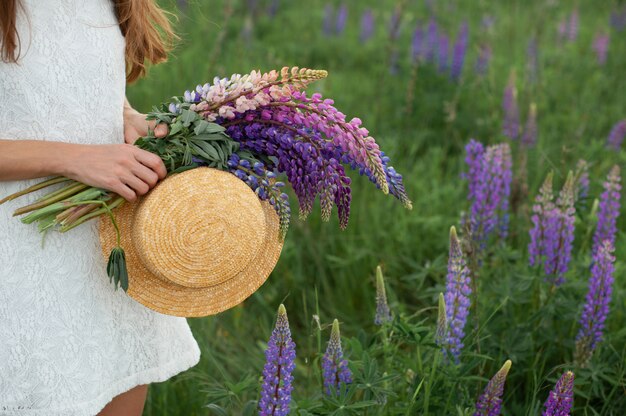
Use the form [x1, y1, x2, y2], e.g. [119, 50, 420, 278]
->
[0, 1, 201, 414]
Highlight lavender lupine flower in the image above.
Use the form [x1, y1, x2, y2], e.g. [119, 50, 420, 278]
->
[411, 24, 425, 62]
[474, 360, 512, 416]
[359, 9, 374, 43]
[426, 18, 438, 63]
[557, 19, 568, 44]
[529, 173, 555, 267]
[568, 9, 579, 42]
[606, 120, 626, 150]
[481, 15, 495, 31]
[267, 0, 279, 18]
[527, 38, 539, 84]
[610, 7, 626, 32]
[543, 371, 575, 416]
[475, 44, 492, 76]
[435, 292, 447, 347]
[450, 22, 469, 81]
[437, 34, 450, 74]
[321, 319, 352, 396]
[575, 241, 616, 366]
[592, 32, 610, 65]
[502, 73, 520, 140]
[442, 226, 472, 362]
[463, 140, 513, 247]
[335, 3, 348, 35]
[259, 304, 296, 416]
[322, 4, 334, 36]
[574, 159, 590, 202]
[592, 165, 621, 253]
[374, 265, 392, 325]
[521, 103, 537, 147]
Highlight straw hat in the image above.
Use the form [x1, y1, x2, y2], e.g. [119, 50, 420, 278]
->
[98, 167, 284, 317]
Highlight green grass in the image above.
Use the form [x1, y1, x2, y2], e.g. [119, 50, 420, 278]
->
[127, 1, 626, 414]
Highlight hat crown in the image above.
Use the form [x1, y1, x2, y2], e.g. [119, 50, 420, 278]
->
[132, 168, 267, 288]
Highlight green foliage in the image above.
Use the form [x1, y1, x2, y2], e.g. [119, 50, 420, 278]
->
[132, 0, 626, 415]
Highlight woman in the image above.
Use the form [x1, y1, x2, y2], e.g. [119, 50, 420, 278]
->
[0, 1, 201, 415]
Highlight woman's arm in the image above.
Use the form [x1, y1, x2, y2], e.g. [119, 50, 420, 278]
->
[0, 97, 168, 202]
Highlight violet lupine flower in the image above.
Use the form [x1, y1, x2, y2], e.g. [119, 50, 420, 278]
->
[259, 304, 296, 416]
[502, 74, 520, 140]
[527, 38, 538, 84]
[322, 4, 334, 36]
[568, 9, 579, 42]
[321, 319, 352, 396]
[450, 22, 469, 81]
[592, 165, 621, 253]
[610, 7, 626, 31]
[267, 0, 279, 18]
[606, 120, 626, 150]
[335, 3, 348, 35]
[437, 34, 450, 74]
[529, 173, 555, 267]
[543, 371, 575, 416]
[592, 32, 610, 65]
[474, 360, 512, 416]
[442, 226, 472, 363]
[557, 19, 568, 44]
[575, 240, 616, 366]
[475, 44, 491, 76]
[426, 18, 438, 63]
[388, 6, 401, 41]
[359, 9, 374, 43]
[389, 49, 400, 76]
[521, 103, 538, 147]
[574, 159, 589, 202]
[374, 265, 392, 325]
[481, 15, 495, 31]
[435, 292, 447, 347]
[547, 173, 576, 286]
[463, 140, 513, 247]
[411, 24, 424, 62]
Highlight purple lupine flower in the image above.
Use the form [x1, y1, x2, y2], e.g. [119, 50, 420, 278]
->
[527, 38, 539, 84]
[463, 140, 513, 247]
[267, 0, 279, 18]
[592, 32, 610, 65]
[502, 73, 520, 140]
[411, 23, 425, 62]
[606, 120, 626, 150]
[481, 15, 495, 31]
[321, 319, 352, 395]
[568, 9, 579, 42]
[474, 360, 512, 416]
[359, 9, 374, 43]
[610, 6, 626, 31]
[592, 165, 621, 253]
[389, 48, 400, 75]
[435, 292, 447, 347]
[335, 3, 348, 35]
[574, 159, 590, 202]
[426, 18, 438, 63]
[475, 44, 492, 76]
[543, 371, 575, 416]
[557, 19, 568, 44]
[450, 22, 469, 81]
[521, 103, 538, 147]
[259, 304, 296, 416]
[322, 4, 334, 36]
[443, 226, 472, 362]
[548, 173, 576, 285]
[575, 241, 616, 366]
[529, 173, 555, 267]
[437, 34, 450, 74]
[374, 265, 392, 325]
[388, 5, 401, 41]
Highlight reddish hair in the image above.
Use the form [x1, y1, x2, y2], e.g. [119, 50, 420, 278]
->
[0, 0, 178, 83]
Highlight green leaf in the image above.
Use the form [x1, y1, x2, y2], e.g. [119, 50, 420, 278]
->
[180, 109, 198, 127]
[193, 133, 230, 142]
[193, 120, 211, 135]
[190, 141, 219, 160]
[169, 120, 183, 136]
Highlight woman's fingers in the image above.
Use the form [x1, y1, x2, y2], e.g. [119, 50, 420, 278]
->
[132, 148, 167, 179]
[121, 173, 150, 197]
[147, 118, 169, 138]
[130, 161, 160, 188]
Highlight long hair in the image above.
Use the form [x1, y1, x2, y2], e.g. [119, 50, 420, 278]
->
[0, 0, 178, 83]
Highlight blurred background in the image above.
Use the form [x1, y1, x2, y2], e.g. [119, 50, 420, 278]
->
[127, 1, 626, 414]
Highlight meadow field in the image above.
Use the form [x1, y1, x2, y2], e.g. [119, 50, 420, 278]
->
[127, 0, 626, 414]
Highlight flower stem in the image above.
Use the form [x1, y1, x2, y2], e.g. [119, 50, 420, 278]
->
[0, 175, 71, 205]
[13, 182, 90, 216]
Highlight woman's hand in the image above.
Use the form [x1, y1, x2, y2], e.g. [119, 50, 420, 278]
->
[123, 100, 168, 145]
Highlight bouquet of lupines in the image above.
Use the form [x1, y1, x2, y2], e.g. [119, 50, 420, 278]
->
[0, 67, 412, 291]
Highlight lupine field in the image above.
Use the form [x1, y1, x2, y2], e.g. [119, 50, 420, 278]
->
[127, 1, 626, 414]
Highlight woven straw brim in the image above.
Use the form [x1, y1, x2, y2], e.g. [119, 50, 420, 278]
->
[98, 168, 284, 317]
